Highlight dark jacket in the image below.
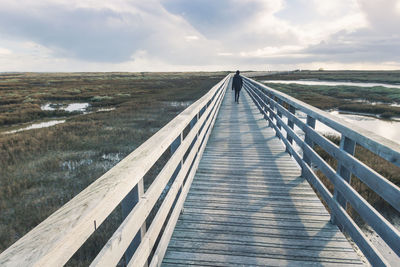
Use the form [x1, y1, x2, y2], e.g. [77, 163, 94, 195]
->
[232, 74, 243, 91]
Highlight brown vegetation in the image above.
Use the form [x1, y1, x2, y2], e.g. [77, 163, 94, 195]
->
[313, 135, 400, 226]
[257, 70, 400, 84]
[0, 72, 227, 264]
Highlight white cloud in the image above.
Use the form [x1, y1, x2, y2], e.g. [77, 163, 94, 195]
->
[218, 52, 233, 56]
[184, 35, 199, 41]
[0, 47, 12, 55]
[0, 0, 399, 71]
[396, 0, 400, 14]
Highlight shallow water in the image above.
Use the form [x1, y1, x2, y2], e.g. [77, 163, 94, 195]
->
[320, 111, 400, 144]
[41, 103, 90, 112]
[263, 80, 400, 89]
[4, 120, 66, 134]
[64, 103, 89, 112]
[165, 101, 193, 108]
[97, 107, 116, 112]
[294, 110, 400, 145]
[343, 99, 400, 107]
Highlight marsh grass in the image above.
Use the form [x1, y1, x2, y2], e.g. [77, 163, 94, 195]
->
[0, 72, 227, 263]
[258, 70, 400, 84]
[313, 135, 400, 227]
[262, 83, 400, 117]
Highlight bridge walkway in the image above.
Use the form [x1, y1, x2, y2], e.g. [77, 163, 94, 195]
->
[162, 87, 364, 266]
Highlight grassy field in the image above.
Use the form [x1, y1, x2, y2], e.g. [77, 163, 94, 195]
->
[0, 72, 227, 264]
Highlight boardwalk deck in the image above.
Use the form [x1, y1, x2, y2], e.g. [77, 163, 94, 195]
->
[162, 87, 364, 266]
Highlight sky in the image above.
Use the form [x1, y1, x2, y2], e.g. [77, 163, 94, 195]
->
[0, 0, 399, 72]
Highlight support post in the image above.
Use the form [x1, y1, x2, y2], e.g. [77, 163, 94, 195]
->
[286, 105, 296, 154]
[302, 115, 316, 177]
[268, 93, 274, 127]
[276, 99, 283, 135]
[263, 93, 269, 120]
[121, 178, 146, 266]
[268, 102, 274, 128]
[287, 105, 295, 144]
[331, 136, 356, 226]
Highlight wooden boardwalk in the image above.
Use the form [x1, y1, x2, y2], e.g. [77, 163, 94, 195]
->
[162, 87, 364, 266]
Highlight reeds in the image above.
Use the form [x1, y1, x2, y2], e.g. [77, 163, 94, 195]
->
[0, 72, 227, 262]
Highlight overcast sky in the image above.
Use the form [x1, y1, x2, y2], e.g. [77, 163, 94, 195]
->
[0, 0, 399, 71]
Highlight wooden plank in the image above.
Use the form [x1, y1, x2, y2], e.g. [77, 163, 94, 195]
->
[185, 194, 325, 206]
[183, 199, 327, 212]
[90, 76, 227, 266]
[247, 82, 400, 258]
[186, 192, 326, 204]
[245, 88, 388, 266]
[251, 84, 400, 213]
[148, 76, 231, 267]
[163, 85, 363, 266]
[127, 79, 227, 267]
[189, 179, 315, 190]
[163, 251, 363, 266]
[167, 239, 362, 261]
[177, 213, 334, 228]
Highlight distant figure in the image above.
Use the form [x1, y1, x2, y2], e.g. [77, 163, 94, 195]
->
[232, 70, 243, 103]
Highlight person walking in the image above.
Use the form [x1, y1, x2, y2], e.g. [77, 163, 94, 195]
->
[232, 70, 243, 103]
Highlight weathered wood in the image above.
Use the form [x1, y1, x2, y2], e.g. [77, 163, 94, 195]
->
[163, 251, 363, 267]
[163, 86, 363, 266]
[0, 75, 230, 267]
[256, 92, 400, 213]
[303, 115, 316, 167]
[170, 230, 357, 249]
[287, 104, 296, 144]
[251, 84, 400, 257]
[127, 76, 227, 267]
[333, 136, 356, 226]
[149, 78, 226, 267]
[245, 80, 393, 265]
[243, 77, 400, 167]
[121, 178, 146, 265]
[90, 79, 226, 267]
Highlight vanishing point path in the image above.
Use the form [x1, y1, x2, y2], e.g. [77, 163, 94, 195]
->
[162, 87, 364, 265]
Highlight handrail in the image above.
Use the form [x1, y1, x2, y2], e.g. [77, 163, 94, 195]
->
[245, 77, 400, 167]
[243, 76, 400, 266]
[0, 74, 231, 266]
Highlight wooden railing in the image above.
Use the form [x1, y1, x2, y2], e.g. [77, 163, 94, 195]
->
[0, 75, 230, 267]
[243, 76, 400, 266]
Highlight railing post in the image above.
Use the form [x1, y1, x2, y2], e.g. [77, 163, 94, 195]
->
[331, 136, 356, 226]
[121, 178, 146, 266]
[286, 105, 296, 154]
[287, 105, 296, 144]
[276, 99, 283, 136]
[268, 93, 274, 128]
[171, 133, 183, 174]
[262, 92, 269, 120]
[302, 115, 316, 177]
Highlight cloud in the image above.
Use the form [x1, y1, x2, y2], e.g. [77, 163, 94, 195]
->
[0, 0, 215, 64]
[299, 0, 400, 63]
[161, 0, 281, 37]
[0, 0, 399, 71]
[0, 47, 12, 55]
